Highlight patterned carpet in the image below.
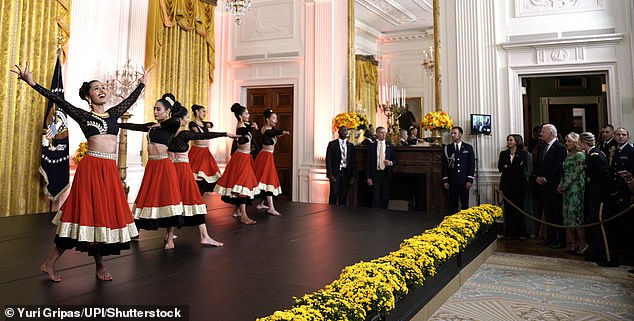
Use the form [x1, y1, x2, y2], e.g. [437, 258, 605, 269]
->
[430, 252, 634, 321]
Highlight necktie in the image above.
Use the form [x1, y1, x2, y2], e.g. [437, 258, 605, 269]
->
[455, 143, 459, 152]
[340, 141, 346, 169]
[379, 142, 386, 170]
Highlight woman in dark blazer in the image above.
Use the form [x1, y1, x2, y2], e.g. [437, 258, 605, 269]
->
[498, 134, 529, 239]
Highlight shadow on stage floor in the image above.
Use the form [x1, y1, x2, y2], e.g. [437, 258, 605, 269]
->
[0, 195, 445, 321]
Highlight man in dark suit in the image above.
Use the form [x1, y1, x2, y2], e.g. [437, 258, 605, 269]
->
[398, 105, 416, 131]
[398, 128, 409, 146]
[366, 126, 396, 208]
[609, 127, 634, 260]
[442, 126, 475, 214]
[534, 124, 567, 248]
[580, 132, 619, 267]
[326, 126, 356, 205]
[599, 124, 617, 163]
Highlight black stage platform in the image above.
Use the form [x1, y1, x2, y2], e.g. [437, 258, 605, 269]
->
[0, 196, 449, 321]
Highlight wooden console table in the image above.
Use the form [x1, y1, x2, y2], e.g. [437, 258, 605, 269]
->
[352, 145, 448, 214]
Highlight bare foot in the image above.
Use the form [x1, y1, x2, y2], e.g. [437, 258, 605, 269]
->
[239, 216, 256, 225]
[164, 240, 175, 250]
[164, 234, 178, 241]
[255, 202, 269, 210]
[201, 237, 224, 247]
[267, 209, 282, 216]
[40, 262, 62, 282]
[232, 209, 241, 218]
[96, 268, 113, 281]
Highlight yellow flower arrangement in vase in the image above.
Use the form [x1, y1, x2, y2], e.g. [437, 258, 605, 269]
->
[72, 141, 88, 165]
[421, 111, 453, 145]
[332, 112, 369, 145]
[421, 111, 453, 131]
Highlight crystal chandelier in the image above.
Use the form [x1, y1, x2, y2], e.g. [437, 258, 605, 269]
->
[225, 0, 252, 25]
[422, 46, 434, 77]
[106, 60, 143, 105]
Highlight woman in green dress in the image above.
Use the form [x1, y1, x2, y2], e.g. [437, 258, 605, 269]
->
[556, 132, 588, 254]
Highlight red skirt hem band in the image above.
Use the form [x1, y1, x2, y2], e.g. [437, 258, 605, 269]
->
[194, 171, 221, 183]
[258, 183, 282, 196]
[54, 219, 138, 243]
[133, 203, 184, 220]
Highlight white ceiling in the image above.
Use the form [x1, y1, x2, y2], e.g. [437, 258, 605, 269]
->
[355, 0, 433, 34]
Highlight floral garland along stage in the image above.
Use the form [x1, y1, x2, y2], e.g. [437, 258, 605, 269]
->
[257, 204, 502, 321]
[421, 111, 453, 131]
[332, 112, 369, 132]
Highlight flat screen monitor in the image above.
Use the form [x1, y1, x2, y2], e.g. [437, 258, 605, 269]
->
[471, 114, 491, 135]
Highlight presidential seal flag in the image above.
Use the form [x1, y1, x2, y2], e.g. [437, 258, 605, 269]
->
[39, 55, 70, 200]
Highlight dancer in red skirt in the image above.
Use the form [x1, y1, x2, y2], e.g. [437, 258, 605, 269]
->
[214, 103, 260, 224]
[12, 63, 145, 282]
[119, 94, 183, 249]
[168, 106, 238, 246]
[188, 104, 222, 195]
[253, 109, 289, 216]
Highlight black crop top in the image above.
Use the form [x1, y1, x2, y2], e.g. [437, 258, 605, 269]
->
[188, 121, 214, 133]
[168, 130, 227, 153]
[119, 117, 180, 146]
[236, 122, 254, 145]
[32, 82, 145, 139]
[262, 127, 285, 146]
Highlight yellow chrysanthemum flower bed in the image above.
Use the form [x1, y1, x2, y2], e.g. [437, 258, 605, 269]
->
[257, 204, 502, 321]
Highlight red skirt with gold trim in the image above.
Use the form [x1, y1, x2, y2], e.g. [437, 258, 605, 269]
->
[173, 161, 207, 226]
[253, 151, 282, 196]
[214, 151, 260, 199]
[133, 158, 183, 230]
[52, 154, 138, 256]
[188, 145, 221, 183]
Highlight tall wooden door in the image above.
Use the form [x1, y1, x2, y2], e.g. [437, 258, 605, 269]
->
[247, 87, 293, 199]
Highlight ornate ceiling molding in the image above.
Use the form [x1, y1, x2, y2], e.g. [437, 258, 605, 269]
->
[411, 0, 432, 11]
[381, 30, 431, 43]
[356, 0, 417, 26]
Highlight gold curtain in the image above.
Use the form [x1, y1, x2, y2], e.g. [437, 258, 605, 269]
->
[144, 0, 215, 120]
[355, 55, 378, 126]
[0, 0, 70, 216]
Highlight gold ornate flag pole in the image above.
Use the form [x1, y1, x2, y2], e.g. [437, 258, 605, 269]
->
[433, 0, 442, 112]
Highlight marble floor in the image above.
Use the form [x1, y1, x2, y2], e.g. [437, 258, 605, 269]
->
[430, 252, 634, 321]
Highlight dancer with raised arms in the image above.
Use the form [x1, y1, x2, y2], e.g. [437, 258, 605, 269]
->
[12, 63, 146, 281]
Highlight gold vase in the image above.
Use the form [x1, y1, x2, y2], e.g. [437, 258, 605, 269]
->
[431, 128, 442, 145]
[348, 128, 363, 146]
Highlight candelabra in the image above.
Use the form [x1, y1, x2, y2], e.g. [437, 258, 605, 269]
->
[225, 0, 252, 25]
[378, 103, 405, 144]
[106, 60, 143, 105]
